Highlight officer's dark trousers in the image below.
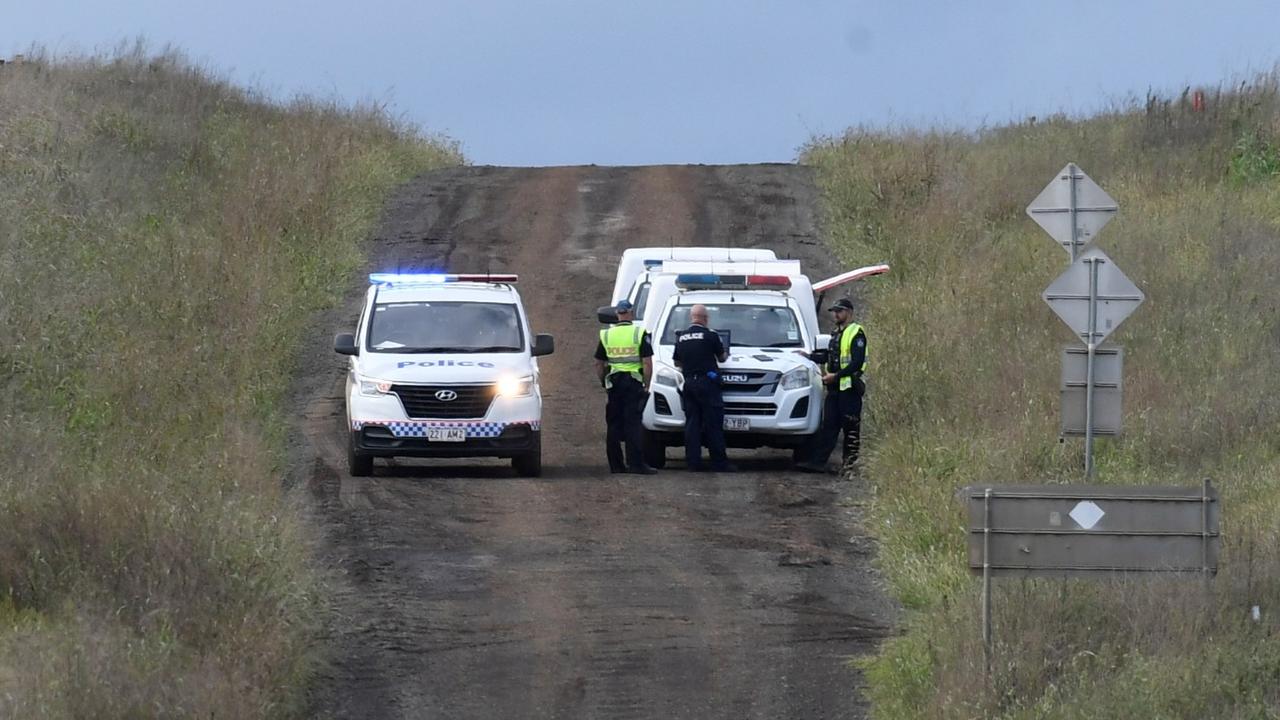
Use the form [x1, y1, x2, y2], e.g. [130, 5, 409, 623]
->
[605, 374, 647, 471]
[682, 375, 729, 470]
[808, 385, 863, 467]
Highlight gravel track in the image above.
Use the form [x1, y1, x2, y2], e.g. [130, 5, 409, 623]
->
[295, 164, 894, 719]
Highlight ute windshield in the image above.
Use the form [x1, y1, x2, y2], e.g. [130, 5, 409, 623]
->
[660, 304, 803, 348]
[367, 301, 524, 353]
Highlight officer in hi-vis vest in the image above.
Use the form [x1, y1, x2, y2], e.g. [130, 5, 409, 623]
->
[796, 297, 866, 473]
[594, 300, 657, 474]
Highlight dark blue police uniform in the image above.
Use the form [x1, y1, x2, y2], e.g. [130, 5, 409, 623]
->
[673, 323, 732, 472]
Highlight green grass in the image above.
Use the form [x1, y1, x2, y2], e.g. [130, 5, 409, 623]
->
[803, 76, 1280, 718]
[0, 45, 463, 717]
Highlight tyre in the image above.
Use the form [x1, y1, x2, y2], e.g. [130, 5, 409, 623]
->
[513, 438, 542, 477]
[348, 433, 373, 477]
[642, 429, 667, 469]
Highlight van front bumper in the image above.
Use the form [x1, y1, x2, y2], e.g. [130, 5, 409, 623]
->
[350, 420, 540, 458]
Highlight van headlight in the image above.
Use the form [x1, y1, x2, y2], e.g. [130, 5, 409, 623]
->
[496, 375, 533, 397]
[654, 368, 681, 387]
[358, 377, 394, 396]
[780, 367, 810, 390]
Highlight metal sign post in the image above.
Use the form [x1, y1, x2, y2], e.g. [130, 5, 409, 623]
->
[1030, 165, 1142, 477]
[1085, 256, 1100, 475]
[1042, 246, 1144, 475]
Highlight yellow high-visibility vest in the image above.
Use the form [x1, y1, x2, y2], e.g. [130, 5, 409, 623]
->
[838, 323, 866, 391]
[600, 323, 644, 388]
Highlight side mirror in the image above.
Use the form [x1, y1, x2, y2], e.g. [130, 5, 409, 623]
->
[532, 333, 555, 357]
[334, 333, 358, 356]
[810, 334, 831, 365]
[597, 306, 619, 325]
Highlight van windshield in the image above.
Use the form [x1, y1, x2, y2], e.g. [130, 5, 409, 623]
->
[367, 301, 524, 353]
[660, 304, 803, 348]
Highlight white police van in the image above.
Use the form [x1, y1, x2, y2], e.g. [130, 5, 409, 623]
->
[609, 247, 777, 324]
[334, 273, 555, 477]
[637, 262, 889, 467]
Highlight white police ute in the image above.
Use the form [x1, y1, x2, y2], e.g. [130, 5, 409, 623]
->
[639, 263, 889, 468]
[334, 273, 555, 477]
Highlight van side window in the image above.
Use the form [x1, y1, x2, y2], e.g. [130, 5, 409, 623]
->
[634, 282, 652, 320]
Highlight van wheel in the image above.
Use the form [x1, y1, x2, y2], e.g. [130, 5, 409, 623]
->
[642, 430, 667, 469]
[348, 434, 373, 477]
[513, 439, 542, 477]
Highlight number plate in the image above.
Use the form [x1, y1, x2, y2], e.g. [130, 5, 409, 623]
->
[724, 417, 750, 431]
[426, 427, 467, 442]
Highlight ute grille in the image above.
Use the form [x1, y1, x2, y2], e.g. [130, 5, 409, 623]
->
[392, 384, 496, 419]
[724, 402, 778, 416]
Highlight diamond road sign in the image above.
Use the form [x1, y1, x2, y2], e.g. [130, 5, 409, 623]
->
[1043, 247, 1144, 345]
[1027, 163, 1118, 258]
[1069, 500, 1106, 529]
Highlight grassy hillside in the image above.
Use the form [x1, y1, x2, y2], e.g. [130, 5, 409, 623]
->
[0, 48, 462, 716]
[804, 78, 1280, 718]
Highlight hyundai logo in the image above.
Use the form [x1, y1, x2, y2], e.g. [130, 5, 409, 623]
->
[434, 389, 459, 402]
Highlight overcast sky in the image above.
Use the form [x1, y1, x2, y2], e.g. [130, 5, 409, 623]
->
[5, 1, 1278, 166]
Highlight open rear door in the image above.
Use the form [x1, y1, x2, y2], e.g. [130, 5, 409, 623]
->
[813, 264, 890, 315]
[813, 264, 890, 293]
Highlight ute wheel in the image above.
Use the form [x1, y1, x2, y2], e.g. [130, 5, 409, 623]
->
[642, 430, 667, 469]
[348, 434, 373, 477]
[513, 438, 542, 477]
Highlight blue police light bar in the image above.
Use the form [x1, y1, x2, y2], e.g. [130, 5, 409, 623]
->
[643, 259, 665, 269]
[369, 273, 519, 285]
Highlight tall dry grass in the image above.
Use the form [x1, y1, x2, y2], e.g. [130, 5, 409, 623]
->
[803, 75, 1280, 718]
[0, 44, 462, 717]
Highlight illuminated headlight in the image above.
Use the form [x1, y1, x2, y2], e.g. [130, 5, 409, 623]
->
[654, 368, 681, 387]
[496, 375, 533, 397]
[781, 367, 810, 390]
[358, 377, 393, 396]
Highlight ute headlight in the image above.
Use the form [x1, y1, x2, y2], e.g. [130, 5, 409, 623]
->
[359, 377, 394, 396]
[781, 367, 810, 391]
[496, 375, 533, 397]
[654, 368, 681, 387]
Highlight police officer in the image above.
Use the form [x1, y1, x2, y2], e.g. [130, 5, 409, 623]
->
[594, 299, 657, 474]
[796, 297, 866, 473]
[673, 304, 736, 472]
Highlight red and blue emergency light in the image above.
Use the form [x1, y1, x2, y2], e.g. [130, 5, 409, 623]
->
[369, 272, 519, 285]
[674, 274, 792, 290]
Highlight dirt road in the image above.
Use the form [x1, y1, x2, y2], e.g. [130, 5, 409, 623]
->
[296, 165, 894, 719]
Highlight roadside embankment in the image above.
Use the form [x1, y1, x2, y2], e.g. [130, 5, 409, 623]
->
[0, 46, 461, 716]
[804, 77, 1280, 719]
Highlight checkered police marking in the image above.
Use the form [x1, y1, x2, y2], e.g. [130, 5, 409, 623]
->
[352, 419, 540, 438]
